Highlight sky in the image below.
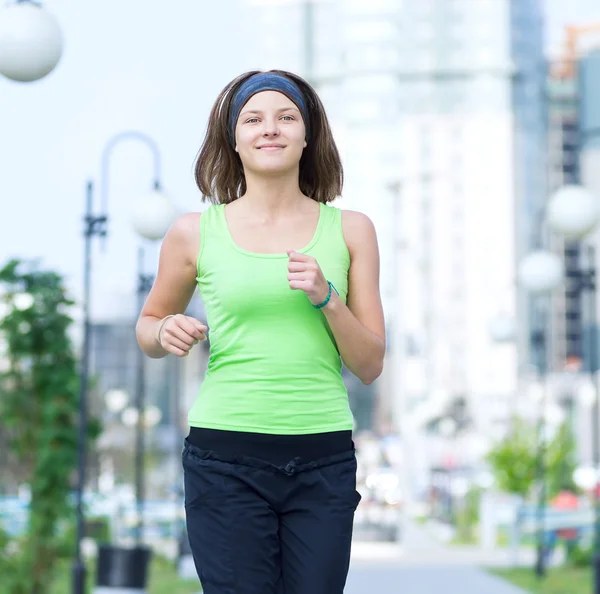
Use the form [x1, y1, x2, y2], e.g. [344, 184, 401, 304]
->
[1, 0, 600, 321]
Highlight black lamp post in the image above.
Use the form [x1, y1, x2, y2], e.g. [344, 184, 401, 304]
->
[544, 184, 600, 593]
[518, 250, 564, 580]
[73, 180, 105, 594]
[531, 323, 548, 579]
[569, 246, 600, 592]
[73, 131, 176, 594]
[134, 246, 155, 544]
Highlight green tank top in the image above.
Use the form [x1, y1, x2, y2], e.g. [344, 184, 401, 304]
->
[188, 202, 354, 435]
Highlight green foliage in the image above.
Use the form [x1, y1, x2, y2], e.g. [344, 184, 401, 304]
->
[566, 542, 593, 568]
[486, 417, 538, 498]
[26, 555, 200, 594]
[486, 416, 581, 501]
[0, 259, 97, 594]
[545, 421, 580, 498]
[455, 486, 483, 541]
[493, 565, 591, 593]
[53, 515, 111, 560]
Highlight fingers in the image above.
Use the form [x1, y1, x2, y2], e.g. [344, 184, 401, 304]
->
[287, 266, 320, 282]
[287, 272, 307, 282]
[177, 315, 208, 342]
[287, 249, 311, 262]
[287, 261, 309, 273]
[159, 314, 208, 357]
[288, 255, 319, 274]
[289, 279, 311, 291]
[167, 334, 196, 352]
[163, 342, 191, 358]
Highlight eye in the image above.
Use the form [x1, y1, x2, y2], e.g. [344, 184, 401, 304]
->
[281, 115, 295, 121]
[246, 117, 260, 124]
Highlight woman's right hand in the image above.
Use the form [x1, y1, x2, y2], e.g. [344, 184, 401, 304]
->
[157, 314, 208, 357]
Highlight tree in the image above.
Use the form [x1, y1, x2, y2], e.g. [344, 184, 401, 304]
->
[546, 420, 580, 498]
[0, 259, 98, 593]
[486, 417, 538, 498]
[486, 416, 580, 501]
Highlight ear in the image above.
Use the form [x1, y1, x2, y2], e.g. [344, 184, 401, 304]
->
[235, 145, 239, 152]
[303, 140, 307, 148]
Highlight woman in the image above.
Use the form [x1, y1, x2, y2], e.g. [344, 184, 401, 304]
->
[136, 69, 385, 594]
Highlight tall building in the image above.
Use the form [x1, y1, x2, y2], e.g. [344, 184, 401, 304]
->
[245, 0, 546, 473]
[545, 37, 600, 466]
[546, 66, 581, 372]
[546, 24, 600, 374]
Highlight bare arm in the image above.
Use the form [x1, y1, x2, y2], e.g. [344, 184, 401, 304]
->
[286, 211, 386, 384]
[324, 211, 385, 383]
[136, 212, 207, 359]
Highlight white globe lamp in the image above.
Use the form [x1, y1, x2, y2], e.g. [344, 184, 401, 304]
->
[121, 406, 139, 427]
[578, 378, 597, 409]
[489, 314, 516, 343]
[0, 2, 63, 82]
[518, 250, 564, 294]
[130, 188, 179, 241]
[547, 185, 600, 239]
[573, 466, 598, 491]
[105, 389, 129, 414]
[143, 405, 162, 428]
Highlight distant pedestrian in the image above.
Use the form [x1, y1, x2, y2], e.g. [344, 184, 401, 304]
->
[136, 69, 386, 594]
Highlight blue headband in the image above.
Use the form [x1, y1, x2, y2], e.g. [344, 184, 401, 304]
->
[229, 73, 310, 145]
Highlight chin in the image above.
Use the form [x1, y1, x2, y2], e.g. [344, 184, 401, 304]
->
[251, 160, 297, 175]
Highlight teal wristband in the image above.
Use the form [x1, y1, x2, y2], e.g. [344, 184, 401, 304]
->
[314, 281, 339, 310]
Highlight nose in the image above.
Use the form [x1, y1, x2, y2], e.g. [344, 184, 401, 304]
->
[261, 116, 280, 138]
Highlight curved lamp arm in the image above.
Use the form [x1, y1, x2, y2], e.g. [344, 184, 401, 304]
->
[100, 130, 163, 221]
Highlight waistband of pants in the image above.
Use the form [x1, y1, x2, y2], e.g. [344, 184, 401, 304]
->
[183, 435, 356, 475]
[186, 426, 353, 466]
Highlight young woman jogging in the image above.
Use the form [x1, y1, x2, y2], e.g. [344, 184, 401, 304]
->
[136, 69, 386, 594]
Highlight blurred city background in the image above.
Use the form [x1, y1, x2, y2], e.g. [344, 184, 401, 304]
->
[3, 0, 600, 593]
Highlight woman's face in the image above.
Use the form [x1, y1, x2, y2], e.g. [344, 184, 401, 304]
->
[234, 90, 307, 175]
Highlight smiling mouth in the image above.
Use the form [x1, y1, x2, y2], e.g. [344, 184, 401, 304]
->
[257, 145, 285, 150]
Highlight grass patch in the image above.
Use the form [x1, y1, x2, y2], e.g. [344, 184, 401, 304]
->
[448, 535, 479, 546]
[492, 566, 591, 593]
[45, 555, 201, 594]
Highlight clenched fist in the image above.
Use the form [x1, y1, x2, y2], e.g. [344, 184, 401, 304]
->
[157, 314, 207, 357]
[286, 249, 330, 306]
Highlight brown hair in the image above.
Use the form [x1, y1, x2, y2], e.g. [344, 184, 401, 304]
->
[194, 69, 344, 204]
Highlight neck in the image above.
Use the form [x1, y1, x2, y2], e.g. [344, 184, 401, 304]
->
[240, 169, 308, 215]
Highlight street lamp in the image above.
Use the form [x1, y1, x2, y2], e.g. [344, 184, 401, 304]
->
[74, 131, 177, 594]
[130, 185, 177, 548]
[489, 314, 516, 344]
[547, 185, 600, 241]
[546, 183, 600, 594]
[105, 389, 129, 415]
[0, 1, 63, 82]
[518, 251, 564, 296]
[519, 249, 564, 579]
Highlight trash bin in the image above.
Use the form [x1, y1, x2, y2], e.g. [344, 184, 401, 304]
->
[94, 544, 152, 593]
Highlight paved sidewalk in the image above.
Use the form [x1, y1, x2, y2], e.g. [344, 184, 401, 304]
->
[345, 520, 530, 594]
[345, 564, 528, 594]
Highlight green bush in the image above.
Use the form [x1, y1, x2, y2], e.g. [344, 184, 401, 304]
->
[567, 542, 593, 568]
[486, 416, 580, 501]
[0, 260, 100, 594]
[54, 515, 112, 559]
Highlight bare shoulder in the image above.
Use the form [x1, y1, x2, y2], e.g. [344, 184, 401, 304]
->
[163, 212, 202, 265]
[341, 210, 378, 254]
[170, 211, 202, 236]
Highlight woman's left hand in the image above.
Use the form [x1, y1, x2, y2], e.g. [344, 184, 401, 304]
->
[287, 249, 330, 307]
